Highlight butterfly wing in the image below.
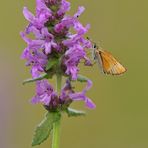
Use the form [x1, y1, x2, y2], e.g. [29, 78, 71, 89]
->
[96, 50, 126, 75]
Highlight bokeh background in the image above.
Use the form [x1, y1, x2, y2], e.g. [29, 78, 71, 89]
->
[0, 0, 148, 148]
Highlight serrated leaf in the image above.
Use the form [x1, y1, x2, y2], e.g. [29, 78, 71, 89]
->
[46, 58, 59, 71]
[77, 74, 89, 82]
[66, 108, 86, 117]
[23, 73, 50, 85]
[32, 112, 61, 146]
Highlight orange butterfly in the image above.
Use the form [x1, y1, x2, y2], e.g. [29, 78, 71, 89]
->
[93, 45, 127, 75]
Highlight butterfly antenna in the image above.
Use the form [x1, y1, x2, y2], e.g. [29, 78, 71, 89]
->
[86, 37, 100, 49]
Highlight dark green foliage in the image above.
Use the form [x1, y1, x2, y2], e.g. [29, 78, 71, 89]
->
[32, 112, 61, 146]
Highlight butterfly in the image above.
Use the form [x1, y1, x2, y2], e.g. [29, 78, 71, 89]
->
[92, 44, 127, 75]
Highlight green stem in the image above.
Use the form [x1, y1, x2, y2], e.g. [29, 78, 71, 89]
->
[52, 74, 62, 148]
[52, 118, 61, 148]
[56, 74, 62, 93]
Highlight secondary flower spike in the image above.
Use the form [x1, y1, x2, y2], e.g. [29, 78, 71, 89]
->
[32, 79, 95, 109]
[21, 0, 96, 147]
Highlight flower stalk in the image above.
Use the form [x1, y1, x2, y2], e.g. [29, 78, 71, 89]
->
[56, 74, 62, 94]
[52, 115, 61, 148]
[51, 74, 62, 148]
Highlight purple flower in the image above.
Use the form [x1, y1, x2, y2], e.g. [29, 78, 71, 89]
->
[69, 80, 96, 109]
[57, 0, 70, 16]
[54, 16, 74, 33]
[31, 79, 95, 109]
[60, 79, 73, 101]
[63, 45, 86, 80]
[23, 1, 52, 29]
[60, 79, 95, 109]
[32, 80, 55, 105]
[21, 0, 92, 79]
[21, 0, 96, 110]
[21, 32, 48, 77]
[22, 27, 58, 54]
[74, 6, 85, 18]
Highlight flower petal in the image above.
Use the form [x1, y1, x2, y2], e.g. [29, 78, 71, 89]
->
[85, 97, 96, 109]
[23, 7, 35, 23]
[74, 6, 85, 18]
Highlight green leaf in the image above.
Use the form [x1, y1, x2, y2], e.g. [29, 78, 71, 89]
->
[46, 58, 59, 71]
[32, 112, 61, 146]
[66, 108, 86, 117]
[22, 73, 51, 85]
[77, 74, 89, 82]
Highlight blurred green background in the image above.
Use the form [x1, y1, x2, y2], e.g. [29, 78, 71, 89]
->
[0, 0, 148, 148]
